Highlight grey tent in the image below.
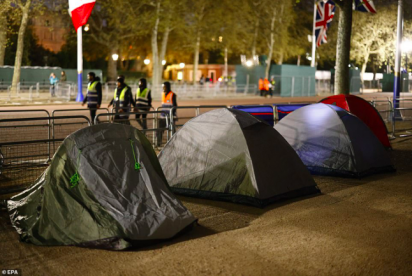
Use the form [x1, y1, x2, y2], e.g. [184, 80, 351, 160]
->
[158, 108, 319, 208]
[7, 124, 196, 250]
[274, 103, 395, 177]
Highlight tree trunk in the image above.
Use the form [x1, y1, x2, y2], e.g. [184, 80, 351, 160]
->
[159, 25, 170, 84]
[107, 46, 118, 82]
[277, 51, 284, 65]
[119, 50, 129, 71]
[11, 0, 31, 94]
[0, 16, 7, 66]
[251, 19, 259, 63]
[151, 1, 161, 87]
[265, 9, 277, 79]
[372, 57, 376, 81]
[193, 31, 200, 85]
[334, 1, 353, 95]
[124, 51, 130, 71]
[224, 47, 228, 78]
[360, 50, 370, 83]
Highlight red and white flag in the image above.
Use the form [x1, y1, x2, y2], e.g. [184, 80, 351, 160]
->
[69, 0, 96, 31]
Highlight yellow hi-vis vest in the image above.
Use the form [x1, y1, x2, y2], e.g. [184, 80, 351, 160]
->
[113, 86, 130, 119]
[136, 88, 149, 105]
[113, 87, 128, 108]
[87, 81, 99, 106]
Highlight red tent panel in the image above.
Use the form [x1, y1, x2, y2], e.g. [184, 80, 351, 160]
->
[320, 95, 391, 148]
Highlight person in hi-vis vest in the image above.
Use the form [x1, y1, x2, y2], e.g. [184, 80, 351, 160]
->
[157, 82, 177, 146]
[108, 75, 135, 124]
[82, 72, 102, 124]
[134, 78, 152, 129]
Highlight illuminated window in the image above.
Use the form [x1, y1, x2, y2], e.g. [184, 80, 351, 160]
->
[177, 71, 183, 81]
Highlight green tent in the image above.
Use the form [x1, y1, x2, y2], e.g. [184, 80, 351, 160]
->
[7, 124, 196, 250]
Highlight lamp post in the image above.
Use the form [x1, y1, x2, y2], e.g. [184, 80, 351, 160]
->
[112, 54, 119, 61]
[393, 0, 403, 112]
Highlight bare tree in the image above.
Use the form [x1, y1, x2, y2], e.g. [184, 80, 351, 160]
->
[182, 0, 218, 85]
[261, 1, 291, 79]
[10, 0, 32, 94]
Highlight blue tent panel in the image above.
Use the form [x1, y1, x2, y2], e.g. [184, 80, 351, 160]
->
[231, 105, 274, 126]
[274, 104, 310, 120]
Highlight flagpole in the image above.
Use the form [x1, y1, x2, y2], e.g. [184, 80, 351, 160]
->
[393, 0, 403, 113]
[76, 26, 84, 102]
[311, 0, 317, 67]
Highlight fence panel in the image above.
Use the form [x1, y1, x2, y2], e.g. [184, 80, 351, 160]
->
[165, 105, 228, 135]
[391, 99, 412, 137]
[95, 110, 170, 149]
[0, 116, 90, 195]
[52, 108, 109, 125]
[371, 99, 393, 123]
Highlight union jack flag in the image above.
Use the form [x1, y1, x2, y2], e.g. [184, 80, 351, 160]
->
[353, 0, 377, 13]
[315, 1, 335, 48]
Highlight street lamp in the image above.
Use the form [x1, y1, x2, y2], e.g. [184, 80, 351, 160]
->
[246, 60, 253, 67]
[112, 54, 119, 61]
[179, 63, 185, 68]
[402, 39, 412, 73]
[162, 60, 166, 65]
[402, 39, 412, 53]
[144, 59, 150, 65]
[84, 24, 89, 32]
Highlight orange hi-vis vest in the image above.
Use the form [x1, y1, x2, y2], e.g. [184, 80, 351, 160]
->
[264, 78, 270, 91]
[161, 91, 175, 117]
[259, 79, 264, 90]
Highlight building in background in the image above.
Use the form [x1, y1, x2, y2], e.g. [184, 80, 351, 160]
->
[31, 15, 70, 53]
[164, 64, 236, 83]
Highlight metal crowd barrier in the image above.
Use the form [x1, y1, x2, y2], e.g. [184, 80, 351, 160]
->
[0, 110, 52, 163]
[389, 98, 412, 138]
[52, 108, 110, 125]
[164, 105, 228, 135]
[109, 106, 155, 113]
[0, 116, 91, 195]
[0, 109, 50, 118]
[95, 111, 170, 148]
[371, 99, 393, 123]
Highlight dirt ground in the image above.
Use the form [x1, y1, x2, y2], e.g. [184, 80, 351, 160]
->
[1, 94, 412, 275]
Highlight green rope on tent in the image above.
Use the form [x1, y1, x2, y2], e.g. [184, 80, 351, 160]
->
[130, 139, 141, 171]
[70, 149, 82, 189]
